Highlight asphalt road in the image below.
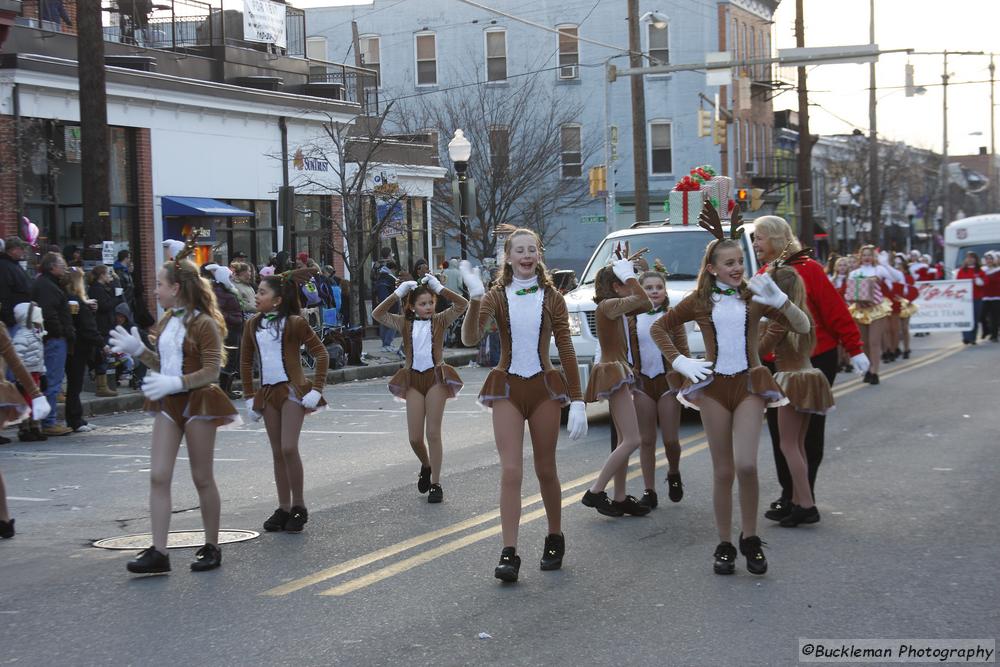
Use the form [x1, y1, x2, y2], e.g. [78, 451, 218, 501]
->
[1, 336, 997, 666]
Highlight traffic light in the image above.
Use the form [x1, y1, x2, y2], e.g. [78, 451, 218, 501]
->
[736, 188, 749, 208]
[750, 188, 764, 211]
[588, 165, 607, 198]
[712, 118, 727, 145]
[697, 109, 713, 138]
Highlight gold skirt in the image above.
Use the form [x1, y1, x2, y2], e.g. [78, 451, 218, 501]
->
[849, 299, 893, 325]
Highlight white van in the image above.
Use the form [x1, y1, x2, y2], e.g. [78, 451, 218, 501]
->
[944, 214, 1000, 275]
[549, 221, 758, 390]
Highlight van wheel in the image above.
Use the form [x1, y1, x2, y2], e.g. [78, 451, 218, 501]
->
[560, 405, 570, 425]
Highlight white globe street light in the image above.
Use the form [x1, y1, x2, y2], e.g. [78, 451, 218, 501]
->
[640, 11, 669, 29]
[448, 129, 472, 177]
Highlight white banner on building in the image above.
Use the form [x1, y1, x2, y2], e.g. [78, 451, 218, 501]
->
[909, 279, 974, 332]
[243, 0, 286, 49]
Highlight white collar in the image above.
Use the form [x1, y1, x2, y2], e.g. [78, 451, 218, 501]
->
[510, 275, 539, 291]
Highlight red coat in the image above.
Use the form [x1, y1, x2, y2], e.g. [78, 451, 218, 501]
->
[982, 268, 1000, 299]
[956, 267, 986, 300]
[758, 256, 864, 358]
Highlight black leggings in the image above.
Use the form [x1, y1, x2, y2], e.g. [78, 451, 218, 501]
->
[64, 345, 95, 430]
[765, 347, 838, 502]
[983, 300, 1000, 340]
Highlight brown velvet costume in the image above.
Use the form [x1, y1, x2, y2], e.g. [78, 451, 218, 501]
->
[0, 322, 41, 426]
[462, 284, 583, 416]
[584, 277, 651, 402]
[139, 311, 239, 427]
[758, 321, 835, 415]
[240, 314, 329, 412]
[372, 287, 468, 399]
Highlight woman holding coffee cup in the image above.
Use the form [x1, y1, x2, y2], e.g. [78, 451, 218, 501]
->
[65, 269, 106, 432]
[88, 265, 120, 398]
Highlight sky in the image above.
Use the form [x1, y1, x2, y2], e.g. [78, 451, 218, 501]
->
[291, 0, 998, 157]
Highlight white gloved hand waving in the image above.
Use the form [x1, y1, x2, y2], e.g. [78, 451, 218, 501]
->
[671, 355, 714, 383]
[109, 326, 146, 358]
[850, 353, 871, 376]
[612, 258, 636, 283]
[459, 261, 486, 299]
[141, 372, 185, 401]
[31, 396, 51, 421]
[301, 389, 322, 410]
[748, 273, 789, 309]
[394, 281, 419, 299]
[422, 274, 445, 294]
[567, 401, 588, 440]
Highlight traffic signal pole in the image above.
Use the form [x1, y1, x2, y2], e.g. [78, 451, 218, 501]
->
[795, 0, 814, 248]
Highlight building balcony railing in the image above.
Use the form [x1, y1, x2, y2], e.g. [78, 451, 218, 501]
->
[307, 62, 380, 115]
[747, 153, 797, 184]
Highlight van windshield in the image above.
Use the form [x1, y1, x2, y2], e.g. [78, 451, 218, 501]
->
[955, 244, 998, 267]
[580, 229, 718, 284]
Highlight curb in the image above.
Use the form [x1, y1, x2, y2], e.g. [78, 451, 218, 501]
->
[68, 350, 480, 419]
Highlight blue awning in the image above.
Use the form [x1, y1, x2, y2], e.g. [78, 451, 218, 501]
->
[162, 197, 255, 218]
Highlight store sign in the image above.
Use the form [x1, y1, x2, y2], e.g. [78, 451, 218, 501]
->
[243, 0, 286, 49]
[377, 199, 406, 239]
[370, 168, 401, 197]
[65, 126, 81, 163]
[909, 279, 974, 332]
[102, 241, 115, 265]
[292, 148, 330, 172]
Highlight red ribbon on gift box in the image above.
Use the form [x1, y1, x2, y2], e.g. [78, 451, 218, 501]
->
[674, 176, 701, 192]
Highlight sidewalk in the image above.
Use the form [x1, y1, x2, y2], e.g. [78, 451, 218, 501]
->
[44, 337, 478, 423]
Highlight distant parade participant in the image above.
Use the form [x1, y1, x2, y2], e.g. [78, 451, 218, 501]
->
[751, 217, 867, 521]
[956, 252, 986, 345]
[372, 273, 468, 504]
[758, 265, 835, 528]
[579, 255, 652, 518]
[846, 246, 902, 384]
[630, 269, 688, 509]
[982, 251, 1000, 342]
[240, 269, 329, 534]
[0, 321, 51, 538]
[886, 254, 919, 360]
[461, 228, 588, 583]
[650, 203, 811, 576]
[109, 239, 239, 575]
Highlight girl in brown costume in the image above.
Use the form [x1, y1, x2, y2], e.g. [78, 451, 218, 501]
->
[241, 269, 329, 533]
[460, 228, 587, 583]
[649, 203, 810, 576]
[372, 274, 468, 503]
[580, 257, 653, 517]
[758, 264, 834, 528]
[110, 239, 239, 575]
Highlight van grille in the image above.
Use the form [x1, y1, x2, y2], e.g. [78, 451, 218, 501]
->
[584, 311, 597, 337]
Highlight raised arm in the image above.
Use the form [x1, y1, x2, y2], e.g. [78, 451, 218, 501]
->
[461, 289, 498, 346]
[598, 276, 653, 319]
[434, 287, 469, 327]
[371, 292, 407, 333]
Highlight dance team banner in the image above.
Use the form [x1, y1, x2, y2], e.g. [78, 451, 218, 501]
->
[909, 280, 974, 332]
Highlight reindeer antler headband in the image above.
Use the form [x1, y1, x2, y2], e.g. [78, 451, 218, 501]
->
[698, 200, 745, 242]
[275, 266, 319, 286]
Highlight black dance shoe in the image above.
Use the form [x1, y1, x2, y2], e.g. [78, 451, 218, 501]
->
[765, 497, 792, 522]
[539, 533, 565, 571]
[637, 489, 658, 510]
[127, 546, 171, 574]
[581, 490, 624, 517]
[713, 541, 737, 575]
[903, 350, 911, 359]
[417, 466, 432, 494]
[0, 518, 14, 539]
[863, 371, 873, 383]
[779, 504, 821, 527]
[494, 546, 521, 583]
[190, 544, 222, 572]
[667, 472, 684, 502]
[739, 533, 768, 575]
[263, 508, 290, 532]
[427, 483, 443, 504]
[285, 506, 309, 533]
[869, 373, 880, 385]
[612, 495, 652, 516]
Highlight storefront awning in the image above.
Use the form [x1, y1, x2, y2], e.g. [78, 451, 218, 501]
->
[162, 197, 254, 217]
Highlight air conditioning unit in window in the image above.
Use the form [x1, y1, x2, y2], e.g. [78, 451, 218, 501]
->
[744, 160, 758, 175]
[558, 65, 579, 80]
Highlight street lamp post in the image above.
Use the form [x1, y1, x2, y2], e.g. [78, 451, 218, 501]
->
[448, 129, 474, 260]
[904, 200, 918, 254]
[837, 180, 852, 255]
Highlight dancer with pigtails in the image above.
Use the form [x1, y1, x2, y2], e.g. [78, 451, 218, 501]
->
[240, 268, 329, 534]
[372, 273, 468, 504]
[649, 203, 811, 576]
[109, 238, 240, 575]
[460, 227, 588, 583]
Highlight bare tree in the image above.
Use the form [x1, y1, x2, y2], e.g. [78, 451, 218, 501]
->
[392, 72, 596, 262]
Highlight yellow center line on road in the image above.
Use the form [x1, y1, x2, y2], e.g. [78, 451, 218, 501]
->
[263, 344, 965, 598]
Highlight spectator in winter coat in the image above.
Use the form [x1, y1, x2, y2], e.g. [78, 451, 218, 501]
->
[87, 265, 119, 398]
[374, 260, 398, 350]
[0, 237, 32, 329]
[11, 302, 46, 441]
[204, 264, 244, 397]
[65, 269, 105, 431]
[229, 262, 258, 318]
[113, 250, 135, 311]
[30, 253, 74, 436]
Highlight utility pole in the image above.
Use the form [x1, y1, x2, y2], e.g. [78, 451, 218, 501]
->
[77, 0, 111, 255]
[941, 50, 949, 231]
[990, 54, 996, 212]
[626, 0, 649, 224]
[795, 0, 814, 247]
[351, 21, 365, 108]
[868, 0, 881, 246]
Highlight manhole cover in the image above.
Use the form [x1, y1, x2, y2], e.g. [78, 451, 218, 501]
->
[93, 529, 260, 550]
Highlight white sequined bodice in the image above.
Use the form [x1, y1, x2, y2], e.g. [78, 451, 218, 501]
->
[636, 312, 665, 377]
[712, 293, 748, 375]
[158, 316, 186, 377]
[411, 319, 433, 372]
[506, 276, 543, 377]
[256, 318, 289, 386]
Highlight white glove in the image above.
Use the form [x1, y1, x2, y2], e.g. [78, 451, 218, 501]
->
[244, 398, 262, 423]
[394, 281, 418, 299]
[109, 326, 147, 358]
[748, 273, 788, 309]
[671, 355, 714, 383]
[31, 395, 51, 421]
[301, 389, 322, 410]
[850, 353, 871, 375]
[877, 251, 890, 267]
[459, 260, 485, 299]
[612, 258, 635, 283]
[141, 372, 185, 401]
[974, 277, 985, 287]
[421, 274, 445, 294]
[567, 401, 588, 440]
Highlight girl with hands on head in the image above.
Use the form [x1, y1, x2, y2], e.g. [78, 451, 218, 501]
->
[109, 241, 239, 576]
[460, 228, 586, 583]
[372, 270, 468, 504]
[239, 269, 329, 534]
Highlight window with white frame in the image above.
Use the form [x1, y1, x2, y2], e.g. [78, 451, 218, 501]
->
[649, 121, 672, 175]
[648, 22, 669, 66]
[485, 29, 507, 82]
[557, 24, 579, 78]
[489, 125, 510, 174]
[360, 35, 381, 87]
[560, 124, 582, 178]
[415, 32, 437, 86]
